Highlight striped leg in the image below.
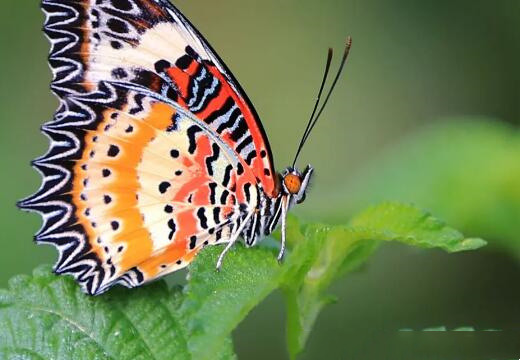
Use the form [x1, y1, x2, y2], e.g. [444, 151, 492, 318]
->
[277, 195, 290, 263]
[216, 211, 254, 271]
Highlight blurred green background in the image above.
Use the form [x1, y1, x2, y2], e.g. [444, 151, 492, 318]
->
[1, 0, 519, 358]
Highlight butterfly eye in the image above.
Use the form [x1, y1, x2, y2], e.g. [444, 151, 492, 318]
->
[283, 174, 302, 195]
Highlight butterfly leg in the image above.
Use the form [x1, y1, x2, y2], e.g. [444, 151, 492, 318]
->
[216, 211, 254, 271]
[277, 195, 290, 263]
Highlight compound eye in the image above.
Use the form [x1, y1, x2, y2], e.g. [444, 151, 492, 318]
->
[283, 174, 301, 194]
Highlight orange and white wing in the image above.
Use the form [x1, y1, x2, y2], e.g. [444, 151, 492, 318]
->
[21, 81, 255, 294]
[19, 0, 278, 294]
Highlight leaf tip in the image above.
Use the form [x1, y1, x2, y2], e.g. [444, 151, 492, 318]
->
[449, 237, 487, 252]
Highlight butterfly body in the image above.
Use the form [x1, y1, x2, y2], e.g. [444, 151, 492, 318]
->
[20, 0, 321, 295]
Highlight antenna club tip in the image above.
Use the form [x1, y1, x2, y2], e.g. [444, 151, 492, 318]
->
[346, 36, 352, 47]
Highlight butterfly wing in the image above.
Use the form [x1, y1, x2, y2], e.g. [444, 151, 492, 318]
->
[42, 0, 277, 195]
[21, 0, 271, 294]
[22, 81, 254, 294]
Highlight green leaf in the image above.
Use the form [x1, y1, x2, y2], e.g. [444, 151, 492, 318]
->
[0, 202, 484, 359]
[179, 245, 281, 359]
[329, 119, 520, 258]
[0, 266, 191, 360]
[280, 202, 485, 358]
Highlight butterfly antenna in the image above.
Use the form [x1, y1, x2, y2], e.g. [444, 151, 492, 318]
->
[300, 37, 352, 147]
[292, 48, 334, 168]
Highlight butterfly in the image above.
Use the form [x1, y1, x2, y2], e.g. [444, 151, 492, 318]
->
[19, 0, 351, 295]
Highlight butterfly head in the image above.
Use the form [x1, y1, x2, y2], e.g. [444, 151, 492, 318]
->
[280, 165, 313, 205]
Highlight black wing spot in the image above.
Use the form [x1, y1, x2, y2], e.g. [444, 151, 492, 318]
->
[244, 183, 252, 203]
[111, 0, 133, 11]
[103, 195, 112, 204]
[185, 45, 200, 60]
[189, 236, 197, 249]
[170, 149, 180, 158]
[175, 54, 193, 70]
[111, 221, 119, 231]
[107, 18, 128, 34]
[236, 163, 244, 175]
[102, 168, 111, 177]
[168, 219, 176, 240]
[111, 40, 123, 49]
[245, 150, 257, 165]
[187, 126, 201, 154]
[205, 143, 220, 176]
[164, 205, 174, 213]
[154, 59, 171, 73]
[208, 182, 217, 205]
[222, 165, 233, 187]
[213, 207, 221, 224]
[107, 145, 120, 157]
[159, 181, 171, 194]
[220, 190, 230, 205]
[166, 87, 178, 102]
[197, 208, 208, 229]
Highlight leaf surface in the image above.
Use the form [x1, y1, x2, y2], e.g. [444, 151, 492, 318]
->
[0, 202, 484, 359]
